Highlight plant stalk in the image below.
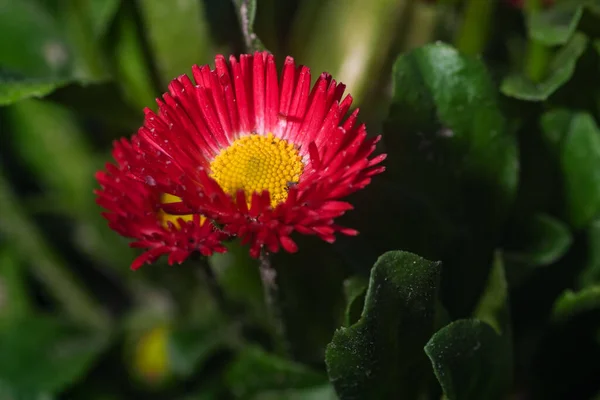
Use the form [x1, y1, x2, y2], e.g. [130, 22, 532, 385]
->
[455, 0, 497, 55]
[259, 251, 288, 355]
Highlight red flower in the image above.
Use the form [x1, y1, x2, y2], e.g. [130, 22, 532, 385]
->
[101, 51, 385, 259]
[95, 138, 227, 269]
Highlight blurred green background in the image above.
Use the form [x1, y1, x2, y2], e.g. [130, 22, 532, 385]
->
[2, 0, 600, 399]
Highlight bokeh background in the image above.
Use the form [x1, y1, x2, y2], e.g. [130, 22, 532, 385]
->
[2, 0, 600, 399]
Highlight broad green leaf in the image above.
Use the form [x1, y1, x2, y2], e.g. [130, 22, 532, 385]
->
[342, 276, 368, 327]
[225, 346, 326, 398]
[577, 218, 600, 287]
[137, 0, 212, 86]
[326, 251, 441, 399]
[232, 0, 266, 51]
[0, 316, 109, 394]
[384, 42, 518, 315]
[425, 319, 511, 400]
[527, 2, 583, 46]
[541, 110, 600, 229]
[501, 33, 588, 101]
[386, 42, 518, 228]
[560, 112, 600, 229]
[504, 214, 573, 267]
[553, 286, 600, 322]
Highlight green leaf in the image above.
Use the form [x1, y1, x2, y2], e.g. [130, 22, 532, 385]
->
[559, 112, 600, 229]
[325, 251, 441, 399]
[527, 2, 583, 46]
[553, 286, 600, 322]
[504, 214, 573, 267]
[0, 0, 72, 77]
[342, 276, 368, 327]
[384, 42, 518, 315]
[232, 0, 266, 51]
[501, 32, 588, 101]
[425, 319, 511, 400]
[473, 252, 510, 335]
[0, 69, 67, 106]
[0, 316, 109, 395]
[137, 0, 213, 86]
[225, 346, 326, 398]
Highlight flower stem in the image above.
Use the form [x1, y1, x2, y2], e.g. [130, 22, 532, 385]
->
[259, 251, 288, 355]
[455, 0, 497, 55]
[524, 0, 550, 82]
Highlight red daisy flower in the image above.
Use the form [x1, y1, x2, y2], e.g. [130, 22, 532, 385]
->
[108, 51, 385, 258]
[95, 138, 228, 269]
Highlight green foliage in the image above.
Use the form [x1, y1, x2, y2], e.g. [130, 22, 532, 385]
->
[501, 32, 588, 101]
[2, 0, 600, 398]
[226, 346, 327, 398]
[527, 1, 583, 46]
[425, 319, 511, 400]
[325, 251, 441, 399]
[0, 316, 108, 396]
[553, 286, 600, 322]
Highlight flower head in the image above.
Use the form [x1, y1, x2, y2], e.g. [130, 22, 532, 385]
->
[99, 51, 385, 261]
[95, 138, 227, 269]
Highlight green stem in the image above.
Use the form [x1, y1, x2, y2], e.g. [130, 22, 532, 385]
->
[0, 169, 109, 329]
[232, 0, 266, 52]
[455, 0, 497, 55]
[403, 0, 439, 51]
[524, 0, 550, 82]
[259, 251, 288, 355]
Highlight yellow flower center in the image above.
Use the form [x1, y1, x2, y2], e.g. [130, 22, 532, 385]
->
[210, 133, 304, 208]
[158, 193, 194, 228]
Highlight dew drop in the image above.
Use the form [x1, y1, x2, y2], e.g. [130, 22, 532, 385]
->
[145, 176, 156, 186]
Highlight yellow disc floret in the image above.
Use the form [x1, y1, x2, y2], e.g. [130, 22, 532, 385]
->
[210, 133, 304, 208]
[158, 193, 194, 228]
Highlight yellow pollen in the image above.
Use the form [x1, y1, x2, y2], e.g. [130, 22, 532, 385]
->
[158, 193, 196, 228]
[210, 133, 304, 208]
